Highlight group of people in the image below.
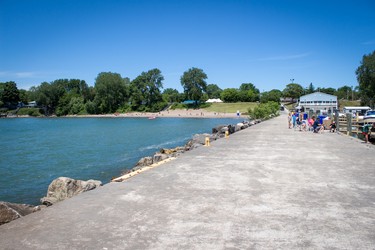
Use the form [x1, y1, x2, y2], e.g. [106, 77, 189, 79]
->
[288, 112, 374, 144]
[288, 112, 336, 133]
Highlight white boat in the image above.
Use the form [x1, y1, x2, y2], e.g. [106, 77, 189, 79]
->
[363, 110, 375, 123]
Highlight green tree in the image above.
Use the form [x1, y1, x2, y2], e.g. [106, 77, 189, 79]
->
[0, 81, 20, 106]
[206, 84, 222, 99]
[19, 89, 29, 104]
[282, 83, 304, 100]
[69, 96, 85, 115]
[260, 89, 282, 103]
[163, 88, 182, 103]
[52, 79, 90, 116]
[305, 82, 315, 94]
[356, 50, 375, 107]
[220, 88, 239, 102]
[239, 83, 260, 94]
[27, 86, 39, 103]
[85, 100, 96, 114]
[335, 85, 352, 100]
[130, 68, 164, 111]
[239, 83, 260, 102]
[319, 87, 336, 96]
[34, 81, 65, 115]
[180, 67, 207, 104]
[94, 72, 129, 113]
[60, 79, 90, 102]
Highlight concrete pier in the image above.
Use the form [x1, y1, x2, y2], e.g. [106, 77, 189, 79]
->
[1, 113, 374, 249]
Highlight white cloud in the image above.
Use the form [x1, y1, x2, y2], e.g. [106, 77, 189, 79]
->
[257, 52, 311, 61]
[15, 72, 39, 78]
[361, 40, 375, 45]
[0, 71, 40, 78]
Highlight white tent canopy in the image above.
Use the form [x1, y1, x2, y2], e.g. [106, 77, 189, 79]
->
[206, 98, 223, 103]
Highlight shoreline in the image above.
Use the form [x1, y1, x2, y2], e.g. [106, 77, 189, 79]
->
[67, 109, 243, 119]
[7, 109, 245, 119]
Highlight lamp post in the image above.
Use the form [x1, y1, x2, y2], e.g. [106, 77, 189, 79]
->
[290, 78, 294, 84]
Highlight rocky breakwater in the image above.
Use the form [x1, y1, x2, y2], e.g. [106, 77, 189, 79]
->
[0, 177, 102, 225]
[113, 120, 257, 181]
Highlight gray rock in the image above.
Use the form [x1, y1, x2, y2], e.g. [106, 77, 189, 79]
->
[0, 201, 41, 225]
[135, 156, 153, 167]
[192, 133, 211, 145]
[40, 177, 102, 206]
[220, 126, 229, 133]
[212, 125, 226, 134]
[235, 124, 242, 131]
[160, 147, 185, 155]
[153, 153, 169, 164]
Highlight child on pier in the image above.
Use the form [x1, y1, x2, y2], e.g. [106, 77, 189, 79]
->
[329, 121, 336, 132]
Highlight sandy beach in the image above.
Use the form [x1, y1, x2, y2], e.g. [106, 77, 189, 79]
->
[68, 109, 244, 119]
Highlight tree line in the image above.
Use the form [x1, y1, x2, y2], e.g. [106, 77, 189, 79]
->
[1, 50, 374, 115]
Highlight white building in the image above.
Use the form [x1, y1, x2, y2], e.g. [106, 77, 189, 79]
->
[298, 92, 338, 114]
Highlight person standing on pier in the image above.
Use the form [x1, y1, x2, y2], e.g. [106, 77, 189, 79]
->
[288, 113, 292, 129]
[362, 122, 373, 143]
[292, 112, 297, 128]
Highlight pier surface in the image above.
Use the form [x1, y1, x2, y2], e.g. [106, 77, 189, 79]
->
[1, 113, 374, 249]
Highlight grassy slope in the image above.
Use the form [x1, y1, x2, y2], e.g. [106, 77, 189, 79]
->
[202, 102, 258, 114]
[338, 100, 361, 110]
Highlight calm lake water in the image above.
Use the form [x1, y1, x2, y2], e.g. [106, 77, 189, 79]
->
[0, 117, 239, 205]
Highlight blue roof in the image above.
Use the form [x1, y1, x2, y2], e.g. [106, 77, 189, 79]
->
[182, 100, 197, 104]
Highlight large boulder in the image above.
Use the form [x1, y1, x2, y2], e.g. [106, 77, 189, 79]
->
[135, 156, 153, 168]
[192, 133, 212, 145]
[212, 125, 226, 134]
[40, 177, 102, 206]
[185, 133, 221, 150]
[0, 201, 41, 225]
[152, 153, 169, 164]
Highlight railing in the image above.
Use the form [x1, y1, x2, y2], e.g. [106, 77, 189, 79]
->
[335, 113, 363, 136]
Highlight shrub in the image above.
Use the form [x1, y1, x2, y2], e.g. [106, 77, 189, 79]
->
[248, 101, 280, 120]
[18, 108, 42, 116]
[85, 101, 97, 114]
[170, 103, 188, 110]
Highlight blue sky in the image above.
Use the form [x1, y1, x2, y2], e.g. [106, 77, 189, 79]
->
[1, 0, 374, 92]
